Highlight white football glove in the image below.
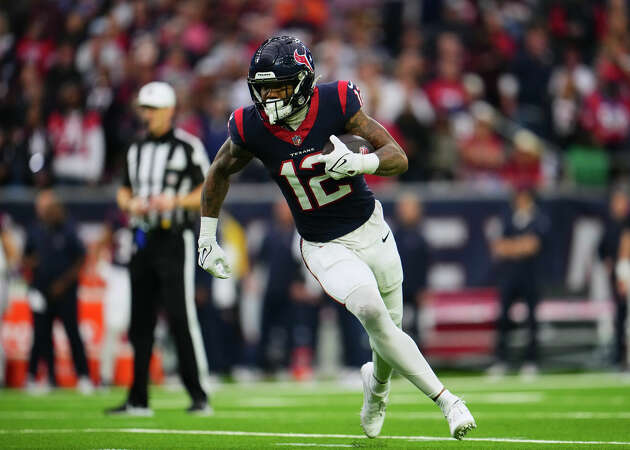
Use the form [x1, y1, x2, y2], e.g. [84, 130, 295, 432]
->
[317, 135, 379, 180]
[198, 217, 232, 279]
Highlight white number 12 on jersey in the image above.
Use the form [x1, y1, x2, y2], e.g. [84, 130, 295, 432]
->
[280, 153, 352, 211]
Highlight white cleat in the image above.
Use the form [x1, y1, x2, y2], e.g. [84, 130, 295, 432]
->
[444, 398, 476, 440]
[359, 362, 388, 438]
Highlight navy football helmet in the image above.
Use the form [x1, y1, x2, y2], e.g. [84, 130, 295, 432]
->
[247, 36, 316, 125]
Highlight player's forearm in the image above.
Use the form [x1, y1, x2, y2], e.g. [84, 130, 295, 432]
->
[345, 110, 407, 177]
[201, 168, 230, 217]
[373, 143, 408, 176]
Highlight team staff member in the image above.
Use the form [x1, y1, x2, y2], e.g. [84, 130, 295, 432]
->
[600, 189, 630, 370]
[23, 190, 93, 393]
[488, 188, 549, 377]
[107, 82, 211, 415]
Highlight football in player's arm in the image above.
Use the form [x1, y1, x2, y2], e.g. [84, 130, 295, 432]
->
[198, 36, 476, 440]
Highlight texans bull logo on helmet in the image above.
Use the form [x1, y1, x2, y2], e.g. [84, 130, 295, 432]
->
[293, 49, 313, 72]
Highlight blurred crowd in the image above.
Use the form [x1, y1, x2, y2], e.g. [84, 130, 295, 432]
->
[1, 0, 630, 190]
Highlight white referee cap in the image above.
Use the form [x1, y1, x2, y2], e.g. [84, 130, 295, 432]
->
[138, 81, 176, 108]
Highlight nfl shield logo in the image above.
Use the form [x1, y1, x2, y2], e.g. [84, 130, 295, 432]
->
[292, 135, 302, 146]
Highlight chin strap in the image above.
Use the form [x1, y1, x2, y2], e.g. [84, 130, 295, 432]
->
[279, 76, 321, 130]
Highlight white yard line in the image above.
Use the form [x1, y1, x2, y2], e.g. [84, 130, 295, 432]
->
[1, 428, 629, 446]
[390, 391, 544, 404]
[276, 444, 354, 448]
[2, 410, 630, 421]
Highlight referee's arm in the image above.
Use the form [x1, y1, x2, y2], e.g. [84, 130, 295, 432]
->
[117, 157, 148, 216]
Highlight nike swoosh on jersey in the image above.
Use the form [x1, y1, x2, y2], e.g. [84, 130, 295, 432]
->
[382, 231, 390, 243]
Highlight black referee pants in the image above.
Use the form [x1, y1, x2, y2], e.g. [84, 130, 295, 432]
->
[127, 228, 208, 407]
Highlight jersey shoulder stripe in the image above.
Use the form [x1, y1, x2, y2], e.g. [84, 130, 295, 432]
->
[337, 80, 348, 116]
[234, 107, 245, 143]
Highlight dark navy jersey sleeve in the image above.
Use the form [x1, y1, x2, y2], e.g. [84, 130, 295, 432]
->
[228, 108, 247, 148]
[336, 80, 363, 122]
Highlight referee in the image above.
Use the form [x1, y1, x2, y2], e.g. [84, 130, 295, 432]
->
[107, 81, 211, 415]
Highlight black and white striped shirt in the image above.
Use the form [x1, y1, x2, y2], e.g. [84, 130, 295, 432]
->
[122, 128, 210, 231]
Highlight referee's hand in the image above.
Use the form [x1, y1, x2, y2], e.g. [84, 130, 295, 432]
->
[198, 236, 232, 279]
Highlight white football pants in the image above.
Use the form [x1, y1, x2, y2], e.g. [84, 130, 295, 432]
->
[301, 201, 443, 397]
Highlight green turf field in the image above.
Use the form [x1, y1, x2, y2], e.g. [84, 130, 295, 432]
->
[1, 372, 630, 449]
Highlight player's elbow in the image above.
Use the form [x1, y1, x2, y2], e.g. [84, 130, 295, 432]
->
[395, 147, 408, 175]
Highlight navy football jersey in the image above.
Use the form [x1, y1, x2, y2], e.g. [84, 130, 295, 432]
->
[228, 80, 375, 242]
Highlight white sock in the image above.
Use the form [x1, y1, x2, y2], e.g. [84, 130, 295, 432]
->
[369, 373, 390, 396]
[346, 286, 444, 398]
[435, 389, 458, 412]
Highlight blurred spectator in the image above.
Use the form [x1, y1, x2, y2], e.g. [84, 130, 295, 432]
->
[47, 81, 105, 184]
[313, 31, 357, 82]
[509, 24, 553, 135]
[425, 32, 469, 120]
[545, 0, 598, 55]
[457, 101, 505, 187]
[157, 47, 193, 90]
[45, 41, 82, 115]
[488, 188, 549, 377]
[378, 50, 434, 126]
[548, 46, 595, 147]
[599, 188, 630, 370]
[22, 189, 92, 393]
[470, 7, 516, 105]
[273, 0, 328, 32]
[502, 129, 543, 189]
[353, 55, 385, 120]
[0, 213, 18, 386]
[195, 29, 249, 81]
[75, 16, 125, 86]
[16, 16, 55, 74]
[161, 0, 212, 59]
[1, 103, 53, 187]
[393, 192, 429, 346]
[175, 86, 204, 138]
[199, 88, 230, 161]
[427, 115, 459, 180]
[580, 60, 630, 178]
[497, 73, 523, 122]
[0, 12, 16, 109]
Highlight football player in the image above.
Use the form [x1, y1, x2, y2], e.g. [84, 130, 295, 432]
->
[198, 36, 476, 439]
